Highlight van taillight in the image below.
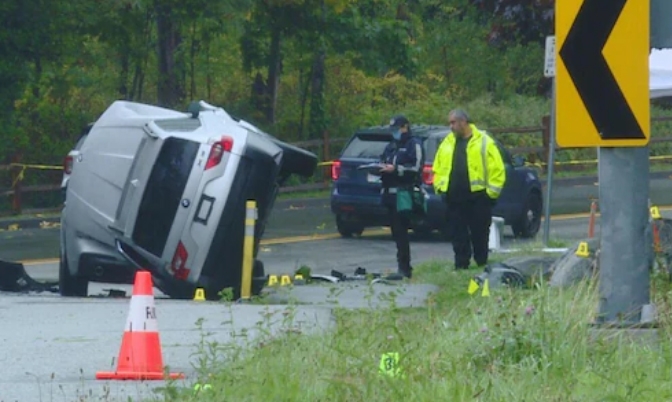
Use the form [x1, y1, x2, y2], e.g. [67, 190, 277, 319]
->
[422, 163, 434, 185]
[205, 136, 234, 170]
[331, 160, 341, 180]
[63, 155, 73, 175]
[171, 241, 190, 280]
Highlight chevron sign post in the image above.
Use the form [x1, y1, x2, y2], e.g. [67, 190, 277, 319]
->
[556, 0, 655, 327]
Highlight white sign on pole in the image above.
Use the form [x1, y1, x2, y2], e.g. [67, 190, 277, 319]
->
[544, 35, 556, 78]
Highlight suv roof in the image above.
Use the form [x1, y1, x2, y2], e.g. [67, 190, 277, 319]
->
[354, 124, 451, 139]
[342, 124, 451, 163]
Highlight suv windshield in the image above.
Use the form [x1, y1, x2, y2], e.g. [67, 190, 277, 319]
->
[341, 133, 391, 159]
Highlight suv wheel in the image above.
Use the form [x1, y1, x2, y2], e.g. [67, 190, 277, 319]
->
[336, 214, 364, 238]
[513, 191, 542, 238]
[59, 252, 88, 297]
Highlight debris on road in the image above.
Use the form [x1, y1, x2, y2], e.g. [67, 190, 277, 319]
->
[0, 259, 58, 293]
[548, 238, 600, 287]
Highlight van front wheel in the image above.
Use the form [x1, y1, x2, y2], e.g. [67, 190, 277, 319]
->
[59, 252, 88, 297]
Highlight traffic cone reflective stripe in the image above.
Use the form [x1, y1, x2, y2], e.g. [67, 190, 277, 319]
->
[96, 271, 184, 381]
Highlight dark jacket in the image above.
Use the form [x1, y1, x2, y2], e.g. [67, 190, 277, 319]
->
[379, 134, 425, 190]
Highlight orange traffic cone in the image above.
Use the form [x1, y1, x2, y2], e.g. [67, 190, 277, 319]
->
[96, 271, 184, 381]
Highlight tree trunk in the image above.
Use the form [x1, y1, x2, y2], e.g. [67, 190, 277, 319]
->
[265, 25, 282, 124]
[155, 1, 184, 108]
[308, 49, 326, 140]
[298, 64, 312, 139]
[32, 57, 42, 99]
[119, 51, 130, 99]
[205, 39, 212, 100]
[308, 0, 327, 140]
[189, 20, 197, 100]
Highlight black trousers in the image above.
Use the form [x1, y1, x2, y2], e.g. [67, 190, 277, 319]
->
[383, 192, 412, 273]
[446, 193, 493, 268]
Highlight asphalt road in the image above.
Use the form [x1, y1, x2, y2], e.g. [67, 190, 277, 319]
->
[3, 171, 672, 263]
[1, 173, 672, 402]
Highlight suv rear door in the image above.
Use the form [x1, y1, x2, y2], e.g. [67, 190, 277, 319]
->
[335, 132, 392, 197]
[111, 118, 211, 277]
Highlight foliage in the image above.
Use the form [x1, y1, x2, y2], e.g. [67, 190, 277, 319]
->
[0, 0, 556, 161]
[153, 257, 672, 401]
[11, 0, 670, 213]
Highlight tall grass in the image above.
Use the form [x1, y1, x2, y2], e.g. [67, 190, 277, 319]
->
[156, 260, 672, 402]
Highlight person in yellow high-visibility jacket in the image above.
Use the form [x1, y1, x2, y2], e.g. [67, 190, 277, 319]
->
[432, 109, 506, 270]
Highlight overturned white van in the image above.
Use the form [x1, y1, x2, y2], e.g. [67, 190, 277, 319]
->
[60, 100, 317, 299]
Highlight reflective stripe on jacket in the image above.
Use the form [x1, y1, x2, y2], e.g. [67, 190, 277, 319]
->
[431, 124, 506, 199]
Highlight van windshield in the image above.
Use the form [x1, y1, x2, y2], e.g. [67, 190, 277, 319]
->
[132, 137, 199, 257]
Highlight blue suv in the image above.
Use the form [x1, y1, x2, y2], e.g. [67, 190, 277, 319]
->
[330, 124, 543, 239]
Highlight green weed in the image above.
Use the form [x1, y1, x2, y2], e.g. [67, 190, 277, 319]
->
[152, 253, 672, 402]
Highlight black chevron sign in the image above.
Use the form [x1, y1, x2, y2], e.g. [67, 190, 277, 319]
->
[559, 0, 645, 140]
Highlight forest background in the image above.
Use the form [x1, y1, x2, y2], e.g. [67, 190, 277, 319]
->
[4, 0, 672, 183]
[1, 0, 561, 166]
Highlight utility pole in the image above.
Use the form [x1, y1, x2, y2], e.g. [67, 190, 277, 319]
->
[542, 36, 556, 248]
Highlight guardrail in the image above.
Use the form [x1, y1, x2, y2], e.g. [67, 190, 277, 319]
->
[3, 115, 672, 216]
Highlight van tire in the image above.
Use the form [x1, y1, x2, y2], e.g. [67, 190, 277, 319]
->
[59, 252, 88, 297]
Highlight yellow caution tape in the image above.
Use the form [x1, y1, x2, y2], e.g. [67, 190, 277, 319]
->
[9, 163, 62, 170]
[6, 163, 62, 187]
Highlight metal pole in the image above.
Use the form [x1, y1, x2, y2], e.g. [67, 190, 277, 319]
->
[240, 200, 257, 300]
[596, 147, 653, 326]
[542, 79, 556, 247]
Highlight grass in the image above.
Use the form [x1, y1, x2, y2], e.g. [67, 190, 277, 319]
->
[152, 246, 672, 402]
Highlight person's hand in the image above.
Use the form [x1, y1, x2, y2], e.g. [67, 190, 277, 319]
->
[379, 164, 395, 173]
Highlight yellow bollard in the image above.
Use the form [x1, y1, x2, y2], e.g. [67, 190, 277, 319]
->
[240, 200, 257, 300]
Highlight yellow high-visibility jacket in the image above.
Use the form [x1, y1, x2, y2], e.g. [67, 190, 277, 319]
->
[432, 124, 506, 199]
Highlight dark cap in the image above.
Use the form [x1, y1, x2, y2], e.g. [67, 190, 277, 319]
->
[389, 114, 410, 128]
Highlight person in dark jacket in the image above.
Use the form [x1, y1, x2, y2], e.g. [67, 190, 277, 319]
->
[379, 115, 425, 278]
